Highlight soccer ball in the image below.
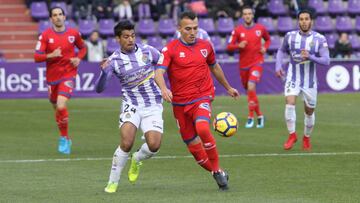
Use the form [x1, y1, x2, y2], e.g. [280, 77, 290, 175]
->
[213, 112, 238, 137]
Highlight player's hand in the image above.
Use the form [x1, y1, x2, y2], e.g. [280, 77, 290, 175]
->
[260, 47, 266, 54]
[70, 57, 81, 67]
[161, 88, 173, 102]
[276, 69, 285, 80]
[49, 47, 62, 58]
[100, 58, 109, 69]
[227, 87, 240, 99]
[238, 41, 248, 48]
[300, 49, 309, 60]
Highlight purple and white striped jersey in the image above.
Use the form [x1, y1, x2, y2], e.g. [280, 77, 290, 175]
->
[96, 44, 162, 107]
[277, 30, 329, 89]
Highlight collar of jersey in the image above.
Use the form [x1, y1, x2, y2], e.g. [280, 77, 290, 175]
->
[121, 44, 138, 54]
[51, 26, 67, 34]
[242, 22, 255, 30]
[179, 38, 197, 46]
[299, 30, 313, 37]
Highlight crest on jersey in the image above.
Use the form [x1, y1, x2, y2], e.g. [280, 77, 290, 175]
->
[68, 36, 75, 43]
[256, 30, 261, 37]
[142, 53, 150, 63]
[200, 49, 208, 58]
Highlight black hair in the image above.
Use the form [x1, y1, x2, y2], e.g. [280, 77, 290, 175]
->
[297, 9, 313, 20]
[242, 5, 253, 12]
[114, 20, 135, 36]
[49, 7, 65, 17]
[179, 11, 197, 21]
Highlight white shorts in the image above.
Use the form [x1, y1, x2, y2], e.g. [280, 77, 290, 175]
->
[119, 102, 164, 134]
[284, 80, 317, 108]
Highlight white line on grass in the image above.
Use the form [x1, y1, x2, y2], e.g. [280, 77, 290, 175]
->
[1, 151, 359, 164]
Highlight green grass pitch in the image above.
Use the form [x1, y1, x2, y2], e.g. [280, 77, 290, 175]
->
[0, 94, 359, 203]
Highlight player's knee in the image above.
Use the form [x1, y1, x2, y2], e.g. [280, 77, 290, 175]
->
[120, 140, 133, 152]
[147, 141, 161, 152]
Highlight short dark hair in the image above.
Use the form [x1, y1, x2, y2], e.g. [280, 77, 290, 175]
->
[179, 11, 197, 21]
[114, 20, 135, 36]
[49, 7, 65, 17]
[297, 9, 313, 20]
[242, 5, 253, 12]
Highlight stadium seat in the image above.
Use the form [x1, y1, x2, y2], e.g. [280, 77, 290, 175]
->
[137, 19, 156, 36]
[158, 18, 176, 36]
[38, 20, 51, 33]
[356, 16, 360, 33]
[99, 19, 115, 37]
[314, 16, 334, 33]
[216, 53, 230, 61]
[308, 0, 327, 15]
[65, 20, 77, 28]
[349, 33, 360, 50]
[106, 37, 119, 54]
[328, 0, 346, 16]
[325, 33, 339, 49]
[210, 35, 225, 53]
[336, 16, 353, 32]
[199, 18, 215, 34]
[277, 17, 295, 34]
[268, 35, 281, 53]
[78, 19, 96, 37]
[237, 18, 244, 25]
[257, 17, 276, 33]
[146, 36, 163, 51]
[348, 0, 360, 16]
[268, 0, 288, 16]
[217, 18, 234, 36]
[30, 2, 49, 21]
[50, 1, 69, 16]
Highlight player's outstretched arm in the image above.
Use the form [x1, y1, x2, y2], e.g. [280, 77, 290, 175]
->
[95, 59, 113, 93]
[275, 49, 285, 79]
[154, 68, 172, 102]
[210, 63, 240, 99]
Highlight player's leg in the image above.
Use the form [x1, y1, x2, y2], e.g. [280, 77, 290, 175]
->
[240, 69, 254, 128]
[105, 103, 140, 193]
[284, 95, 298, 150]
[302, 88, 317, 151]
[248, 66, 264, 128]
[174, 105, 213, 172]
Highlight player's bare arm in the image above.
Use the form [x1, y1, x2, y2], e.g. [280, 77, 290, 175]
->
[47, 47, 62, 59]
[210, 63, 240, 99]
[154, 68, 172, 102]
[70, 57, 81, 67]
[238, 41, 248, 48]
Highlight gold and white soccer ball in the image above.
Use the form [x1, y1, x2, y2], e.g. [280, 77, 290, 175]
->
[213, 112, 238, 137]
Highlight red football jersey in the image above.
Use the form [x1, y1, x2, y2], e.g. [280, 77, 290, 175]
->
[34, 27, 86, 84]
[157, 39, 216, 105]
[227, 23, 270, 69]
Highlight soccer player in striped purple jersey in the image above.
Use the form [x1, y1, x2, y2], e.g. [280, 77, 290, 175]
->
[275, 10, 330, 151]
[95, 20, 163, 193]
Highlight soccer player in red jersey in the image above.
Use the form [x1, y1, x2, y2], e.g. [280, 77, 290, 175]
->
[227, 6, 271, 129]
[155, 11, 239, 191]
[34, 7, 87, 154]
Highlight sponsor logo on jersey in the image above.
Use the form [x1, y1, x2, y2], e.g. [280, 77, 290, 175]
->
[199, 102, 211, 112]
[68, 36, 75, 43]
[200, 49, 208, 57]
[49, 38, 54, 43]
[256, 30, 261, 37]
[142, 53, 150, 64]
[179, 52, 185, 58]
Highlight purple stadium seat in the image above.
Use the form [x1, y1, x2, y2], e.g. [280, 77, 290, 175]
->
[348, 0, 360, 16]
[308, 0, 327, 15]
[268, 0, 288, 16]
[336, 16, 353, 32]
[210, 35, 225, 53]
[106, 37, 119, 54]
[325, 33, 339, 49]
[237, 18, 244, 25]
[314, 16, 334, 33]
[328, 0, 346, 16]
[277, 17, 295, 34]
[349, 34, 360, 50]
[257, 17, 276, 33]
[65, 20, 77, 28]
[356, 16, 360, 33]
[38, 20, 51, 33]
[137, 19, 156, 36]
[99, 19, 115, 37]
[31, 2, 49, 21]
[138, 3, 151, 19]
[216, 53, 230, 61]
[147, 36, 164, 51]
[217, 18, 234, 36]
[158, 18, 176, 36]
[268, 35, 281, 52]
[199, 18, 215, 34]
[78, 19, 96, 37]
[50, 1, 69, 16]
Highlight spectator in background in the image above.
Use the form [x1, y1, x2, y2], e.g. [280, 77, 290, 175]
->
[85, 31, 105, 62]
[72, 0, 91, 21]
[92, 0, 113, 20]
[170, 0, 187, 22]
[205, 0, 242, 19]
[113, 0, 133, 20]
[333, 32, 353, 59]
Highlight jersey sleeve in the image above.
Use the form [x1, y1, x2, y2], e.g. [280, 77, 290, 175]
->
[262, 26, 271, 50]
[207, 42, 216, 67]
[227, 28, 240, 52]
[34, 33, 48, 62]
[148, 45, 161, 64]
[74, 31, 87, 59]
[95, 57, 115, 93]
[156, 46, 171, 70]
[280, 33, 290, 52]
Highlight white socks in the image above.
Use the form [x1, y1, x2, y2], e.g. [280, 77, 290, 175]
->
[304, 113, 315, 137]
[285, 104, 296, 134]
[108, 146, 129, 184]
[133, 143, 158, 163]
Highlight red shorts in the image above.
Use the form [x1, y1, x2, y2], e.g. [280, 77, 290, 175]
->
[173, 99, 212, 144]
[48, 79, 74, 104]
[239, 65, 263, 89]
